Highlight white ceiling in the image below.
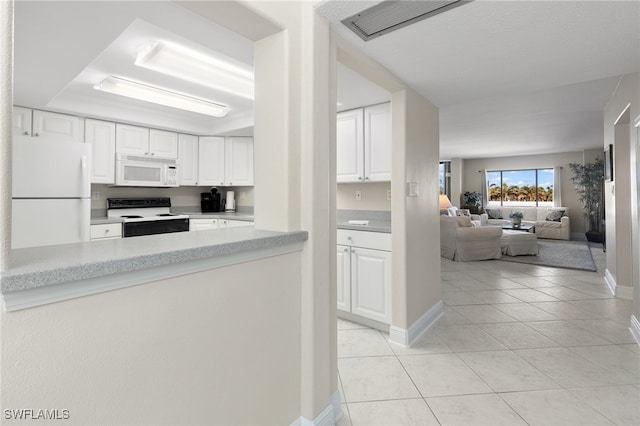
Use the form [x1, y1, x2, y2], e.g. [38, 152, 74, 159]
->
[14, 1, 255, 136]
[318, 0, 640, 159]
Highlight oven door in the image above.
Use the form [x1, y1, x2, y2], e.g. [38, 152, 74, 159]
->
[123, 218, 189, 237]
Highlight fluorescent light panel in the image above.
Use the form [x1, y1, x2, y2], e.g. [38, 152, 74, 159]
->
[135, 42, 254, 100]
[94, 76, 230, 117]
[343, 0, 472, 41]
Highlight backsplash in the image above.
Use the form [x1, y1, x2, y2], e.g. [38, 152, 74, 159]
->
[337, 182, 391, 211]
[90, 184, 254, 212]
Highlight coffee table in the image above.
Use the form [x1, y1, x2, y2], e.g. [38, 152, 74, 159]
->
[501, 224, 534, 232]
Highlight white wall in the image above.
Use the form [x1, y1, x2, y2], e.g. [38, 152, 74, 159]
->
[463, 152, 593, 236]
[337, 182, 391, 211]
[603, 72, 639, 305]
[1, 254, 302, 425]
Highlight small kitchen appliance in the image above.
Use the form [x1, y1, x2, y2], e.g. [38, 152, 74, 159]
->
[225, 190, 235, 212]
[201, 187, 221, 212]
[107, 198, 189, 237]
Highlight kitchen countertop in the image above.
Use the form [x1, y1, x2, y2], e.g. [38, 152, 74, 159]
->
[90, 212, 254, 225]
[337, 220, 391, 233]
[0, 227, 306, 294]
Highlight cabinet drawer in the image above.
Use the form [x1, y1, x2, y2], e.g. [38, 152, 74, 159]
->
[90, 223, 122, 240]
[337, 229, 391, 251]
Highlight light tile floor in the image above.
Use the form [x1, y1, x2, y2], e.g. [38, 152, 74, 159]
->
[337, 244, 640, 426]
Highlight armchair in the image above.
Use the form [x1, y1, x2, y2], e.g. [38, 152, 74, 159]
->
[440, 216, 503, 261]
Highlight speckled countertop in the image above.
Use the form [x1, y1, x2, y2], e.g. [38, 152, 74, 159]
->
[90, 212, 254, 225]
[0, 228, 307, 293]
[336, 209, 391, 233]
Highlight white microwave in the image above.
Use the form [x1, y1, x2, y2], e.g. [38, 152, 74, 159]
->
[115, 154, 179, 187]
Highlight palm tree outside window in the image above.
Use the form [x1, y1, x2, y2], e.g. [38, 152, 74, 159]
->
[487, 169, 553, 207]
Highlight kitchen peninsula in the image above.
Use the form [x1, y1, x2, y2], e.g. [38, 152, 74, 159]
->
[1, 227, 307, 311]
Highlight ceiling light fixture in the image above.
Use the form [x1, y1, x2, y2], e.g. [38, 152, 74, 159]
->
[343, 0, 472, 41]
[135, 41, 254, 100]
[93, 76, 230, 117]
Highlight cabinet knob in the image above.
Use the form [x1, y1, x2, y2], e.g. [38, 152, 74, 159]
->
[151, 152, 155, 156]
[343, 248, 348, 252]
[351, 249, 355, 253]
[358, 177, 363, 180]
[105, 229, 110, 234]
[220, 182, 224, 185]
[365, 177, 370, 181]
[23, 131, 29, 135]
[33, 132, 40, 137]
[145, 152, 149, 155]
[347, 236, 352, 240]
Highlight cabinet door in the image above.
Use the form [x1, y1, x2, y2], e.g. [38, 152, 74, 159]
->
[189, 219, 218, 231]
[32, 110, 84, 143]
[227, 220, 254, 227]
[12, 106, 32, 142]
[178, 134, 199, 186]
[198, 136, 226, 186]
[149, 129, 178, 159]
[218, 219, 229, 228]
[351, 247, 392, 324]
[337, 244, 351, 313]
[85, 119, 116, 184]
[364, 103, 392, 182]
[116, 124, 149, 155]
[336, 109, 364, 183]
[224, 137, 254, 186]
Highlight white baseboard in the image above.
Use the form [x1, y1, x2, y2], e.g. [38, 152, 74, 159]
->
[291, 391, 338, 426]
[630, 315, 640, 347]
[389, 300, 444, 348]
[604, 269, 633, 300]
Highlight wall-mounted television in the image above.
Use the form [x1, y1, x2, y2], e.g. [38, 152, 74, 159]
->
[604, 144, 613, 182]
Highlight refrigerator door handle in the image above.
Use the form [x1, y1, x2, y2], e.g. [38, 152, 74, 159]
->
[81, 155, 88, 197]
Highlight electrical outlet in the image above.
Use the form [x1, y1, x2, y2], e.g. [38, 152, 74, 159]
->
[387, 189, 391, 201]
[92, 191, 100, 200]
[355, 190, 362, 201]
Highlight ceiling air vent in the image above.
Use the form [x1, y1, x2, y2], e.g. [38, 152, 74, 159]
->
[342, 0, 471, 41]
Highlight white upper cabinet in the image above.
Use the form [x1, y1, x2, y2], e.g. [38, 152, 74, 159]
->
[13, 108, 83, 143]
[12, 107, 32, 142]
[364, 103, 392, 182]
[225, 137, 254, 186]
[116, 124, 149, 155]
[178, 134, 199, 186]
[336, 108, 364, 183]
[85, 119, 116, 184]
[149, 129, 178, 159]
[198, 136, 226, 186]
[116, 125, 178, 159]
[198, 136, 254, 187]
[337, 103, 391, 183]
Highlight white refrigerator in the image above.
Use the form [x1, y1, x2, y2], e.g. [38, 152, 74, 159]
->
[12, 141, 91, 249]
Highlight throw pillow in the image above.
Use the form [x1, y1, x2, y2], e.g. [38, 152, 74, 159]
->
[486, 208, 503, 219]
[546, 208, 566, 222]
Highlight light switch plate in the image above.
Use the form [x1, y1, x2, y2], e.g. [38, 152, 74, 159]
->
[407, 182, 419, 197]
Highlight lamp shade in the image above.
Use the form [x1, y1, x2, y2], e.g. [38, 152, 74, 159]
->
[439, 194, 452, 210]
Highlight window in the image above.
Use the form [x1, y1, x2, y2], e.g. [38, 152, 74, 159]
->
[487, 168, 553, 207]
[439, 161, 451, 197]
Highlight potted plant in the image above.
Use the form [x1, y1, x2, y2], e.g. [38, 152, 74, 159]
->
[461, 191, 482, 214]
[509, 211, 524, 227]
[568, 157, 604, 242]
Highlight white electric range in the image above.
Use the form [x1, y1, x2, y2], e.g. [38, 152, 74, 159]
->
[107, 198, 190, 238]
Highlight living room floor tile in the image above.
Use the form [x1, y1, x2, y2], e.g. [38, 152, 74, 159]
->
[338, 328, 394, 358]
[451, 304, 518, 324]
[502, 288, 561, 302]
[466, 290, 522, 304]
[399, 353, 493, 397]
[492, 303, 558, 321]
[478, 322, 559, 349]
[568, 318, 638, 344]
[569, 385, 640, 425]
[427, 394, 527, 426]
[500, 389, 615, 426]
[524, 320, 612, 346]
[347, 399, 439, 426]
[338, 356, 420, 402]
[535, 286, 596, 301]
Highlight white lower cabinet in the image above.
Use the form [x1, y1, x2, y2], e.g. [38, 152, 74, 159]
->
[337, 229, 392, 325]
[190, 218, 253, 231]
[90, 223, 122, 241]
[190, 218, 218, 231]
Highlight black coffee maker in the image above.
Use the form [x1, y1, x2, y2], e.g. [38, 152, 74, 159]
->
[201, 187, 222, 212]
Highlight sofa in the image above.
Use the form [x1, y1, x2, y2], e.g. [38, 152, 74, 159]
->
[480, 206, 570, 240]
[440, 216, 503, 261]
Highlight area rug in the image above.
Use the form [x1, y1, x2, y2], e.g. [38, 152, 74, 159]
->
[499, 240, 597, 271]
